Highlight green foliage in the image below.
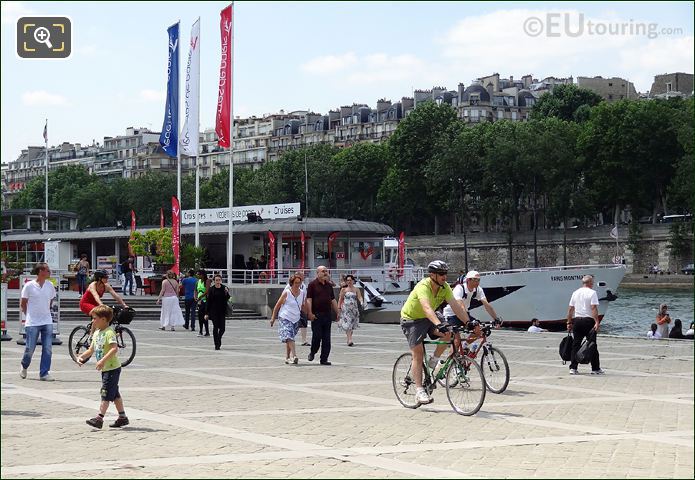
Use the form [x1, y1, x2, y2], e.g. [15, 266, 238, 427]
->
[180, 243, 207, 271]
[626, 221, 644, 257]
[129, 228, 174, 264]
[531, 84, 603, 121]
[667, 222, 693, 259]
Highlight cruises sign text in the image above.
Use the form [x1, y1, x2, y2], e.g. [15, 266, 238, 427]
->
[181, 203, 300, 224]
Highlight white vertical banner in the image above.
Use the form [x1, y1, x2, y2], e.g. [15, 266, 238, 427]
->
[180, 18, 200, 157]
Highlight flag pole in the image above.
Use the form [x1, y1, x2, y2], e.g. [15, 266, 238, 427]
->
[194, 16, 201, 248]
[227, 2, 235, 281]
[176, 19, 182, 222]
[44, 119, 48, 231]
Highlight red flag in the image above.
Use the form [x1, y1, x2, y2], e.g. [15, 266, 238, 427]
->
[397, 231, 405, 278]
[172, 196, 180, 275]
[300, 230, 305, 270]
[268, 231, 276, 278]
[160, 207, 164, 229]
[215, 4, 233, 147]
[327, 231, 338, 269]
[128, 210, 136, 256]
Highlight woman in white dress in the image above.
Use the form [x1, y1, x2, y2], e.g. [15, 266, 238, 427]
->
[337, 274, 363, 346]
[157, 271, 185, 331]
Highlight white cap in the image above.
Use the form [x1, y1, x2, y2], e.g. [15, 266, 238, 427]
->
[465, 270, 480, 280]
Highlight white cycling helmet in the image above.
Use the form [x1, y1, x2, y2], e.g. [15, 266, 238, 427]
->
[427, 260, 449, 275]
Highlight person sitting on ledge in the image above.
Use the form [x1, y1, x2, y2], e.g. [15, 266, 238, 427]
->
[527, 318, 547, 333]
[647, 323, 662, 339]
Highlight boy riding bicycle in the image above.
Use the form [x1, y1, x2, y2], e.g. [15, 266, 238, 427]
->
[76, 305, 130, 429]
[400, 260, 470, 405]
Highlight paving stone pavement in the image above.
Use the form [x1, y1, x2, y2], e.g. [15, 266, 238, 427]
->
[1, 319, 693, 478]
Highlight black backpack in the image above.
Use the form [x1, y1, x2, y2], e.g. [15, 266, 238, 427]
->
[576, 331, 597, 364]
[559, 333, 573, 364]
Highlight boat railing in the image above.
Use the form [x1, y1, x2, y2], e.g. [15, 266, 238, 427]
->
[481, 264, 627, 276]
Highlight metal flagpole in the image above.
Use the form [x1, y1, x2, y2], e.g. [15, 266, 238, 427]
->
[44, 118, 48, 230]
[176, 20, 182, 217]
[304, 151, 309, 217]
[227, 2, 235, 281]
[194, 17, 201, 247]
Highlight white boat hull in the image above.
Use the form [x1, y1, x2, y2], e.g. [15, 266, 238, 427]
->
[360, 265, 627, 330]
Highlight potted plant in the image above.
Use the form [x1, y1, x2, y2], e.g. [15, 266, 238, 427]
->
[129, 228, 174, 274]
[180, 243, 207, 272]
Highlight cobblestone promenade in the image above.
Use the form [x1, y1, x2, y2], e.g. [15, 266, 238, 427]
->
[2, 319, 693, 478]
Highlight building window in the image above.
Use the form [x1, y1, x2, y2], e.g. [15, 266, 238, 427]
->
[608, 94, 613, 100]
[608, 83, 613, 87]
[666, 82, 672, 92]
[511, 112, 517, 120]
[497, 111, 504, 119]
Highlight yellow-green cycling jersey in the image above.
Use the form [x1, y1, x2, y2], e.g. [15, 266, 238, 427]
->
[400, 277, 454, 321]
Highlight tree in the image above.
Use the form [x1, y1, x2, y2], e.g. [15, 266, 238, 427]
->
[378, 101, 459, 233]
[668, 97, 694, 213]
[531, 84, 603, 122]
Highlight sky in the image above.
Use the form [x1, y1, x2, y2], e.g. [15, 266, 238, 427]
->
[1, 1, 693, 165]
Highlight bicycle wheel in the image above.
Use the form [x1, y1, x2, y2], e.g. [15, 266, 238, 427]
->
[68, 326, 91, 363]
[481, 345, 510, 394]
[116, 326, 136, 367]
[392, 353, 420, 409]
[445, 357, 486, 416]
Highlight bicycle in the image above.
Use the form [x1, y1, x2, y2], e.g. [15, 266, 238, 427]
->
[455, 320, 510, 394]
[68, 305, 137, 367]
[392, 324, 486, 416]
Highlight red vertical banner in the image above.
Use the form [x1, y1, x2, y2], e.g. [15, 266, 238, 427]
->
[268, 231, 276, 278]
[300, 230, 305, 270]
[171, 196, 180, 275]
[327, 231, 338, 269]
[397, 231, 405, 278]
[215, 4, 233, 147]
[128, 210, 136, 256]
[160, 207, 165, 229]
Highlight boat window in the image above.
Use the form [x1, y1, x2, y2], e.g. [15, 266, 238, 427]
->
[597, 281, 607, 287]
[351, 240, 382, 268]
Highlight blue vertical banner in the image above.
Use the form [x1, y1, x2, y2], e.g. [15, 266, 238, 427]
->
[159, 22, 179, 157]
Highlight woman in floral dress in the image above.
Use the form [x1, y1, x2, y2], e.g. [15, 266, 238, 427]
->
[337, 274, 363, 346]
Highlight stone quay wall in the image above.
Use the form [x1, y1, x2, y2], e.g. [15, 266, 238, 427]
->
[407, 224, 693, 274]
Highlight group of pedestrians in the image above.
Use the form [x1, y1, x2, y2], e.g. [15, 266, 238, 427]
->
[269, 266, 363, 366]
[647, 303, 694, 339]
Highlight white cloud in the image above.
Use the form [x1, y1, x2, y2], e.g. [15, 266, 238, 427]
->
[21, 90, 70, 106]
[139, 89, 166, 102]
[1, 1, 33, 25]
[436, 8, 694, 92]
[301, 52, 357, 74]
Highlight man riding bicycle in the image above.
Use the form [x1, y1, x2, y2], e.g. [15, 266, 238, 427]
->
[400, 260, 470, 405]
[442, 270, 502, 330]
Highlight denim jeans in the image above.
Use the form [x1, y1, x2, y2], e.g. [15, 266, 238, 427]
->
[123, 272, 134, 295]
[184, 298, 196, 329]
[21, 323, 53, 377]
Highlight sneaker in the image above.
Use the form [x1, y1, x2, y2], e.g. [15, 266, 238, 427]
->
[170, 327, 175, 331]
[204, 334, 210, 337]
[86, 416, 103, 429]
[19, 368, 27, 379]
[285, 358, 292, 364]
[416, 389, 433, 405]
[433, 360, 446, 378]
[292, 356, 299, 365]
[591, 369, 605, 375]
[301, 342, 310, 346]
[348, 342, 354, 347]
[109, 416, 129, 428]
[320, 361, 332, 366]
[40, 374, 54, 382]
[197, 333, 203, 337]
[308, 352, 315, 362]
[159, 327, 165, 331]
[569, 369, 579, 375]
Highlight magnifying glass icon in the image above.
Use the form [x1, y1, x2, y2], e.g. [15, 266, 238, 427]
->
[33, 27, 53, 49]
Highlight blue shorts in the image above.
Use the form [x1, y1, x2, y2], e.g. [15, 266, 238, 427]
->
[100, 367, 122, 401]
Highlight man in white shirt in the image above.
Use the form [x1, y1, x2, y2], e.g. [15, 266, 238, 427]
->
[442, 270, 501, 326]
[567, 274, 603, 375]
[20, 262, 56, 381]
[527, 318, 547, 333]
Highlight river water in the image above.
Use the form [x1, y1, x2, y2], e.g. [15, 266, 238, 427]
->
[601, 287, 694, 337]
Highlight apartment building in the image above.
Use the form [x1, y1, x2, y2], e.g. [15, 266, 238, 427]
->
[649, 72, 694, 98]
[576, 76, 638, 101]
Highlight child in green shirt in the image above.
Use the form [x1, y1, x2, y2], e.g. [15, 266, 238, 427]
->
[76, 305, 129, 429]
